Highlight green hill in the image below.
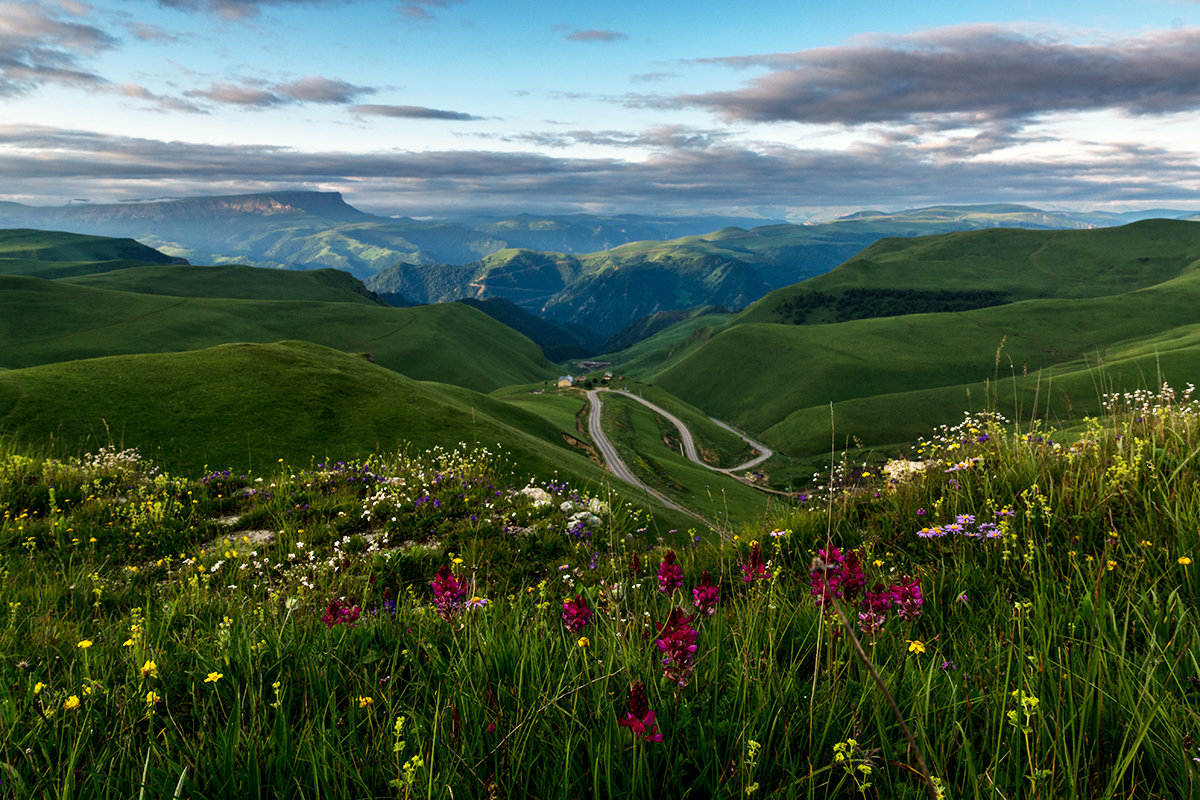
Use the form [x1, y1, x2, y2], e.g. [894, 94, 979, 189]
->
[0, 227, 188, 279]
[619, 221, 1200, 464]
[0, 275, 552, 391]
[63, 264, 383, 304]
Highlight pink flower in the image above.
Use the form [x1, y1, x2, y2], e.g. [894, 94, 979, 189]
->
[561, 595, 593, 633]
[320, 598, 361, 628]
[617, 682, 663, 743]
[691, 571, 720, 616]
[657, 550, 683, 593]
[430, 565, 469, 622]
[809, 547, 865, 606]
[656, 608, 699, 687]
[890, 576, 923, 621]
[740, 542, 772, 583]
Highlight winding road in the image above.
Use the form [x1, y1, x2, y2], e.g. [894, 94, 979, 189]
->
[584, 388, 775, 519]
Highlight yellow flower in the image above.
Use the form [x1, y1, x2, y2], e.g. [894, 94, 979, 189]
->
[1179, 556, 1193, 566]
[358, 696, 373, 708]
[204, 671, 223, 684]
[873, 559, 884, 568]
[577, 636, 590, 648]
[77, 639, 93, 649]
[1107, 560, 1118, 571]
[908, 639, 926, 655]
[145, 690, 160, 705]
[63, 695, 80, 710]
[141, 660, 158, 679]
[33, 681, 45, 695]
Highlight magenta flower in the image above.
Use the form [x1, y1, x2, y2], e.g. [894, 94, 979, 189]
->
[320, 598, 361, 628]
[890, 576, 923, 620]
[809, 547, 865, 606]
[692, 570, 720, 616]
[617, 681, 663, 743]
[656, 608, 699, 687]
[561, 594, 593, 633]
[430, 565, 469, 622]
[657, 550, 683, 593]
[740, 542, 772, 583]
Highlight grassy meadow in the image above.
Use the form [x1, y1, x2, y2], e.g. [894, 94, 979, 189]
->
[3, 385, 1200, 798]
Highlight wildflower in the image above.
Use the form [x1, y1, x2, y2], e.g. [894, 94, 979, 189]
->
[617, 682, 663, 743]
[691, 571, 720, 616]
[561, 595, 593, 633]
[741, 541, 772, 583]
[77, 639, 93, 649]
[657, 550, 683, 593]
[467, 596, 489, 609]
[656, 608, 699, 687]
[809, 547, 864, 606]
[358, 696, 374, 708]
[430, 565, 469, 622]
[321, 598, 361, 628]
[629, 552, 642, 574]
[205, 671, 223, 683]
[1180, 557, 1193, 566]
[908, 639, 926, 655]
[890, 576, 923, 620]
[577, 636, 590, 648]
[141, 660, 158, 679]
[63, 695, 80, 710]
[145, 690, 160, 706]
[33, 681, 45, 695]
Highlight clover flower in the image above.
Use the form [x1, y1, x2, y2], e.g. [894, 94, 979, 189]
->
[691, 571, 720, 616]
[809, 547, 864, 606]
[890, 577, 924, 621]
[561, 595, 593, 633]
[740, 541, 772, 583]
[657, 550, 683, 593]
[617, 681, 663, 743]
[321, 598, 361, 628]
[656, 608, 699, 687]
[430, 565, 469, 622]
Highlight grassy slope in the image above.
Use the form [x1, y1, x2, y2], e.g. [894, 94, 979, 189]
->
[62, 264, 381, 304]
[640, 222, 1200, 457]
[736, 219, 1200, 324]
[0, 341, 577, 477]
[0, 275, 551, 391]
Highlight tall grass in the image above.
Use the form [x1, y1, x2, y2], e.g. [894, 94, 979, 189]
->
[2, 384, 1200, 797]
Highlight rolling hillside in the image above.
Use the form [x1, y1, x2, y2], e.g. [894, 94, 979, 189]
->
[618, 220, 1200, 463]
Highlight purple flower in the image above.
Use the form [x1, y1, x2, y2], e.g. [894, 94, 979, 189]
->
[691, 571, 720, 616]
[617, 682, 663, 743]
[561, 595, 593, 633]
[656, 608, 699, 687]
[890, 576, 924, 621]
[430, 565, 469, 622]
[657, 550, 684, 593]
[809, 547, 864, 605]
[321, 598, 361, 628]
[740, 542, 772, 583]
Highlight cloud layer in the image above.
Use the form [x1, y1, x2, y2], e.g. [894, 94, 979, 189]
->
[681, 26, 1200, 127]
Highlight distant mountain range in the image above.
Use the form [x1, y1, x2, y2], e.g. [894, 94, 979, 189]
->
[3, 192, 1198, 341]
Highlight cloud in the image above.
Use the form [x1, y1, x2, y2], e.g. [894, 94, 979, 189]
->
[118, 82, 208, 113]
[273, 76, 374, 104]
[631, 71, 677, 84]
[553, 25, 627, 43]
[129, 21, 185, 43]
[352, 104, 483, 120]
[183, 76, 375, 108]
[2, 123, 1199, 215]
[396, 0, 465, 20]
[154, 0, 349, 21]
[0, 0, 117, 96]
[507, 125, 729, 150]
[679, 25, 1200, 128]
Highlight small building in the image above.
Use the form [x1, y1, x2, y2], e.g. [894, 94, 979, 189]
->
[557, 375, 576, 388]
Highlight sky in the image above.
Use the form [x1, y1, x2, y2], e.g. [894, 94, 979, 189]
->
[2, 0, 1200, 219]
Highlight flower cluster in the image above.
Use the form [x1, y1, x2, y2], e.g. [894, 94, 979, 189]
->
[809, 546, 865, 607]
[918, 508, 1013, 539]
[656, 608, 699, 687]
[617, 681, 663, 743]
[657, 550, 683, 593]
[691, 571, 720, 616]
[430, 565, 469, 622]
[740, 541, 771, 583]
[320, 598, 361, 628]
[561, 595, 593, 633]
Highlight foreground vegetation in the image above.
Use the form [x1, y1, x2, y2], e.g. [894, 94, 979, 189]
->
[3, 384, 1200, 798]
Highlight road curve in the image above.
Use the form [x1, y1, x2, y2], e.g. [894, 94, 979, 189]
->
[584, 390, 696, 517]
[593, 388, 773, 475]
